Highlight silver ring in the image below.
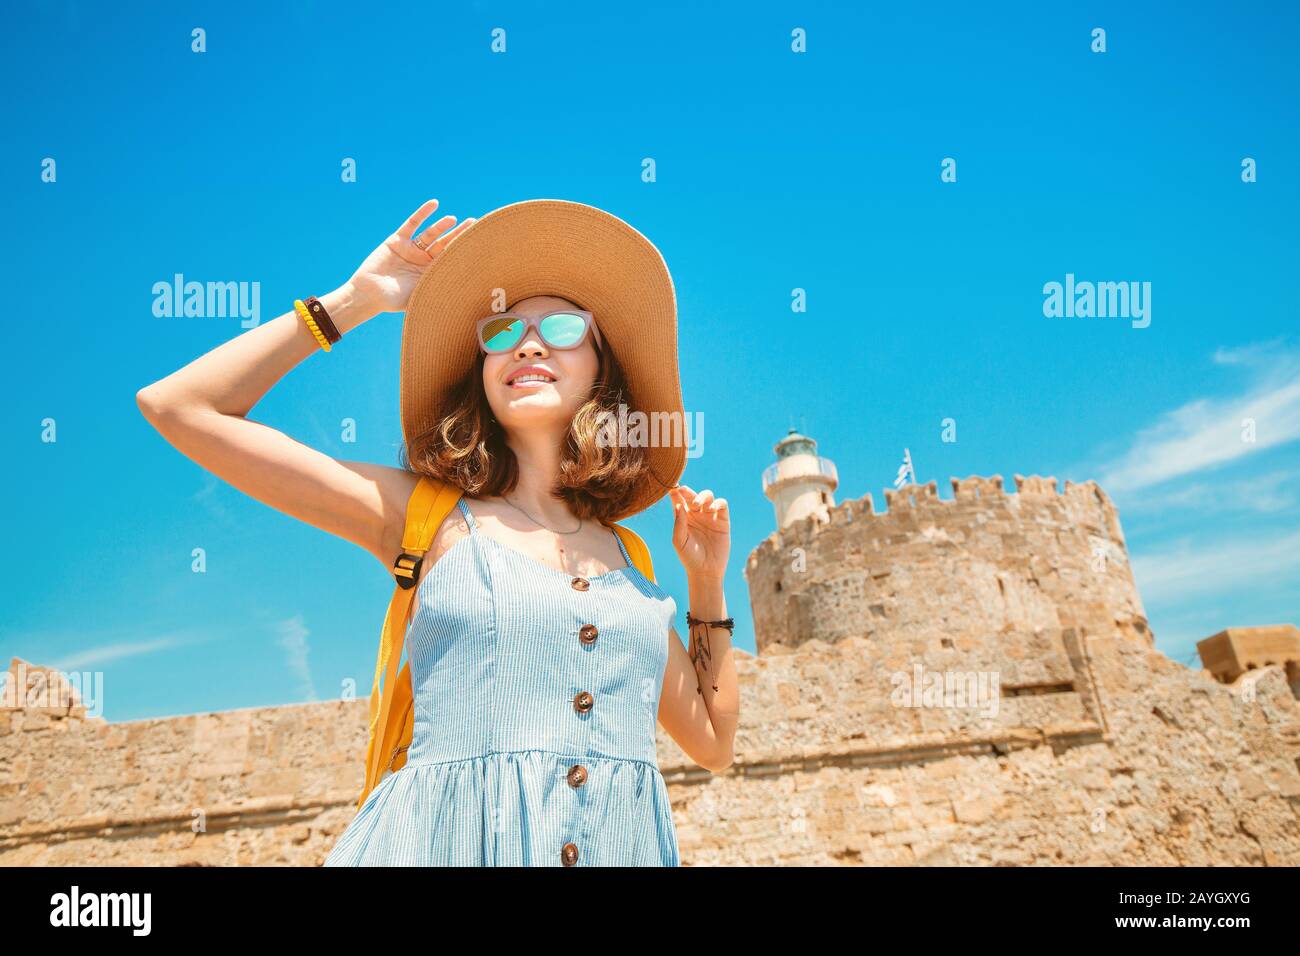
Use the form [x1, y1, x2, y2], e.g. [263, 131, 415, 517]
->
[411, 234, 429, 251]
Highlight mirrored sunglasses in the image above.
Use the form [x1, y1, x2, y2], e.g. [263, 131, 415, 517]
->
[475, 310, 603, 354]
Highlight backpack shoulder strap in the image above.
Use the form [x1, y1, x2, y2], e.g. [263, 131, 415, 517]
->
[392, 477, 463, 589]
[359, 476, 462, 809]
[611, 523, 656, 584]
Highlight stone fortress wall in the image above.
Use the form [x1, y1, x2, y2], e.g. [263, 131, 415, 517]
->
[2, 474, 1298, 866]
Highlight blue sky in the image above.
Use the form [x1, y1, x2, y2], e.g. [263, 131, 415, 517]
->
[2, 1, 1297, 721]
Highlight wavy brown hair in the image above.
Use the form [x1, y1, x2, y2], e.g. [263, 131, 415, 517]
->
[399, 324, 650, 524]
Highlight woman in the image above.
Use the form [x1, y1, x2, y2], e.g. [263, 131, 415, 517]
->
[136, 197, 739, 866]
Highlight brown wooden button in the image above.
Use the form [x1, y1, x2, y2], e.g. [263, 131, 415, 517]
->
[578, 624, 599, 645]
[571, 576, 590, 591]
[567, 764, 587, 787]
[573, 690, 594, 713]
[561, 841, 579, 866]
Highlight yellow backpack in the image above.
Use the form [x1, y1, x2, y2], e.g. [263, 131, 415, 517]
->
[356, 475, 658, 811]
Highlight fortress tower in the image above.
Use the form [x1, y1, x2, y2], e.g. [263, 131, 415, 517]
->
[747, 457, 1152, 657]
[762, 428, 839, 530]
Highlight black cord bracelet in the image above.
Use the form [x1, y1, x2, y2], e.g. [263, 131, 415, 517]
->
[686, 611, 735, 630]
[685, 612, 732, 694]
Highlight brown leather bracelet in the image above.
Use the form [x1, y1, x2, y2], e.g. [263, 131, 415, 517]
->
[304, 295, 342, 344]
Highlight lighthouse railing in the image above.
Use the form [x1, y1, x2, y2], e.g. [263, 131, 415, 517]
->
[762, 456, 838, 492]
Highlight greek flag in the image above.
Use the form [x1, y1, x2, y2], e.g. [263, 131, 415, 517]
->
[893, 448, 915, 488]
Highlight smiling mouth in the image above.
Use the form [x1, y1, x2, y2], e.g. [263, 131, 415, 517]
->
[507, 372, 557, 388]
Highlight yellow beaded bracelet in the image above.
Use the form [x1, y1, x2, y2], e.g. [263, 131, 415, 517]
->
[294, 299, 331, 351]
[294, 299, 332, 352]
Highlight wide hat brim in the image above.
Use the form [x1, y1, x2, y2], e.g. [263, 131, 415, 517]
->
[401, 198, 686, 522]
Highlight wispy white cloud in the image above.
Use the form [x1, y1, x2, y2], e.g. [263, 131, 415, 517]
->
[276, 614, 317, 702]
[1121, 469, 1297, 516]
[48, 634, 192, 670]
[1130, 527, 1300, 605]
[193, 473, 235, 525]
[1096, 345, 1300, 494]
[1211, 339, 1288, 366]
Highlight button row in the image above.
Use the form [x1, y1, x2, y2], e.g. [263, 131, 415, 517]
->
[567, 581, 593, 864]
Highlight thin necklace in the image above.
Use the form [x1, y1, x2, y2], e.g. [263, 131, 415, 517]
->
[499, 496, 582, 535]
[501, 494, 583, 579]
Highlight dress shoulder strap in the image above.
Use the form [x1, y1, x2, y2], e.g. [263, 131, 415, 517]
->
[456, 497, 479, 534]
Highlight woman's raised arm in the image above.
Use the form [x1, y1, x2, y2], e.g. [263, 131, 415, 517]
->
[135, 199, 476, 571]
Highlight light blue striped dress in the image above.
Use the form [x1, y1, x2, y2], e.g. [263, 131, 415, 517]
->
[325, 497, 681, 867]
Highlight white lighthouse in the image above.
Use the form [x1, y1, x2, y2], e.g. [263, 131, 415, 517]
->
[761, 428, 839, 530]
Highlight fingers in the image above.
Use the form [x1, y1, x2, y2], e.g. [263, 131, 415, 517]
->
[411, 213, 459, 249]
[669, 485, 728, 519]
[396, 199, 439, 241]
[671, 485, 714, 508]
[413, 215, 476, 259]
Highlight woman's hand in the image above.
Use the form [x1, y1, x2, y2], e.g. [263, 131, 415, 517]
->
[669, 484, 730, 583]
[346, 199, 476, 317]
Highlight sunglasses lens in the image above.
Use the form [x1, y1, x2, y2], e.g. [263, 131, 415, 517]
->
[481, 317, 524, 352]
[539, 313, 587, 348]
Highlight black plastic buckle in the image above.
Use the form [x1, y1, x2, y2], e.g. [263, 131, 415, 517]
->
[393, 552, 423, 590]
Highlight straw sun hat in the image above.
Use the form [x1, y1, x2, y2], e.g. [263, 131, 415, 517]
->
[400, 198, 686, 521]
